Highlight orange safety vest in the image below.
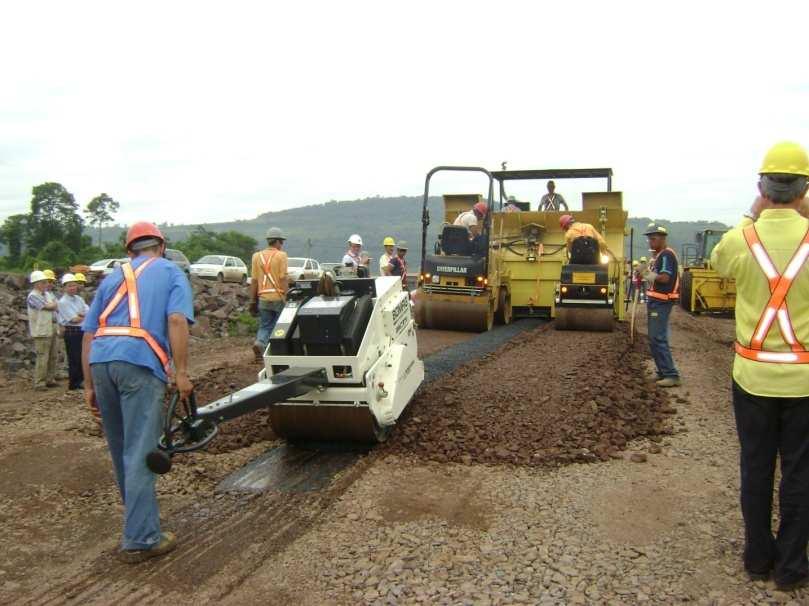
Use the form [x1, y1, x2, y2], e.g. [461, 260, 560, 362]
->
[94, 258, 170, 371]
[647, 247, 680, 301]
[734, 224, 809, 364]
[258, 250, 284, 297]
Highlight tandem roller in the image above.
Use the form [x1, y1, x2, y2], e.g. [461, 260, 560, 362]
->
[146, 275, 424, 474]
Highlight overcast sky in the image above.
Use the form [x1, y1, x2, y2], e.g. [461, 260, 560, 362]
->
[2, 1, 808, 227]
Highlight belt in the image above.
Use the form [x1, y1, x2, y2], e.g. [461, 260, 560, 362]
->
[63, 325, 84, 332]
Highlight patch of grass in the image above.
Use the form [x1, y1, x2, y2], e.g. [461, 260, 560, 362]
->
[228, 312, 258, 336]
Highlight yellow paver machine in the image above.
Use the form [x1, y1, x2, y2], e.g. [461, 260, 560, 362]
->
[414, 166, 628, 332]
[680, 229, 736, 314]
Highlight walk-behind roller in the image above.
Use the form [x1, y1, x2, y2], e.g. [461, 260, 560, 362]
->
[415, 166, 510, 333]
[146, 275, 424, 474]
[554, 237, 615, 332]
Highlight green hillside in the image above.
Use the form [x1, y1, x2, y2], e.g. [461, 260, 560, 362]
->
[97, 196, 730, 265]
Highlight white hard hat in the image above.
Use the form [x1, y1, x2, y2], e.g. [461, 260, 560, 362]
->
[29, 270, 47, 283]
[61, 273, 76, 285]
[348, 234, 363, 246]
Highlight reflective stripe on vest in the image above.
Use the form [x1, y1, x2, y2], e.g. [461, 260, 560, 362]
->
[94, 258, 170, 370]
[735, 224, 809, 364]
[258, 251, 283, 295]
[647, 247, 680, 301]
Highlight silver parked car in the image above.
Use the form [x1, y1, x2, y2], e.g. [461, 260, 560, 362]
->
[287, 257, 322, 282]
[190, 255, 248, 283]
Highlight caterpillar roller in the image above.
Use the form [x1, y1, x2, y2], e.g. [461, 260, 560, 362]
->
[146, 274, 424, 474]
[680, 228, 736, 314]
[414, 166, 511, 332]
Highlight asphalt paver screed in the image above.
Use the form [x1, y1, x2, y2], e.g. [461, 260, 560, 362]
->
[383, 322, 675, 467]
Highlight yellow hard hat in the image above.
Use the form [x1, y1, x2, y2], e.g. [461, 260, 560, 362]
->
[383, 236, 396, 246]
[632, 260, 640, 266]
[639, 256, 648, 263]
[43, 269, 56, 280]
[759, 141, 809, 177]
[74, 272, 87, 283]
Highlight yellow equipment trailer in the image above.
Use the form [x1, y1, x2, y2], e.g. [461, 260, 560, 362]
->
[490, 168, 628, 331]
[680, 229, 736, 314]
[414, 166, 510, 332]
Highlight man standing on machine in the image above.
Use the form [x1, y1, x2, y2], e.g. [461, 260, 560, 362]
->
[642, 224, 681, 387]
[82, 221, 194, 563]
[539, 180, 568, 211]
[250, 227, 289, 360]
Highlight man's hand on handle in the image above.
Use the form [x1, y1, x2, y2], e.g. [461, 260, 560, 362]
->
[175, 370, 194, 401]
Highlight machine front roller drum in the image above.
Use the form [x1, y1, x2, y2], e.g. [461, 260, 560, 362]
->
[268, 403, 390, 443]
[555, 307, 614, 332]
[414, 298, 493, 332]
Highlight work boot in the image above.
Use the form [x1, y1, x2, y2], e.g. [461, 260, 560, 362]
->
[776, 575, 809, 592]
[252, 343, 264, 362]
[656, 377, 682, 388]
[118, 532, 177, 564]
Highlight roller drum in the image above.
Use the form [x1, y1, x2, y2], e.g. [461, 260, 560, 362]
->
[414, 298, 493, 332]
[268, 403, 390, 443]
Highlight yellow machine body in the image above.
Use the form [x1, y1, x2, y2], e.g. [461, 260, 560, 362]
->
[680, 228, 736, 314]
[416, 193, 510, 332]
[492, 191, 627, 322]
[680, 268, 736, 314]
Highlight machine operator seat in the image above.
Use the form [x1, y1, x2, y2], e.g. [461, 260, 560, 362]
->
[569, 236, 600, 265]
[441, 224, 473, 256]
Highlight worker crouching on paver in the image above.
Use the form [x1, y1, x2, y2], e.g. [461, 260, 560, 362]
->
[641, 225, 681, 387]
[250, 227, 289, 361]
[82, 221, 194, 563]
[712, 141, 809, 591]
[27, 270, 58, 390]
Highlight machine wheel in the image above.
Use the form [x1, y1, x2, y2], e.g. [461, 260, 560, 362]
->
[217, 272, 225, 282]
[494, 288, 512, 325]
[240, 274, 247, 285]
[680, 271, 694, 313]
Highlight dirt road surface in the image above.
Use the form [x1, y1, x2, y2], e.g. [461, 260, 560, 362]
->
[3, 314, 807, 604]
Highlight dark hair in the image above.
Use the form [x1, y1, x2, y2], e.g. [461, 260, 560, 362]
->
[760, 174, 808, 204]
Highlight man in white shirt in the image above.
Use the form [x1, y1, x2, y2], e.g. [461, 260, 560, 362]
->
[342, 234, 370, 276]
[57, 273, 89, 390]
[453, 202, 488, 238]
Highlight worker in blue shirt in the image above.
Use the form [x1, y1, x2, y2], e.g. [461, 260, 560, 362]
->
[82, 221, 194, 563]
[641, 225, 681, 387]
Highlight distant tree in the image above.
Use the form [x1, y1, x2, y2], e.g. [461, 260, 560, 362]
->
[85, 193, 120, 246]
[27, 182, 83, 253]
[35, 240, 76, 269]
[0, 214, 29, 266]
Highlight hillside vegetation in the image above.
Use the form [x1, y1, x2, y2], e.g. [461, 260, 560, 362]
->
[95, 196, 730, 264]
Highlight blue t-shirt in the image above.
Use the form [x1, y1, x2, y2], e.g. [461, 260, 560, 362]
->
[82, 255, 194, 382]
[651, 249, 679, 295]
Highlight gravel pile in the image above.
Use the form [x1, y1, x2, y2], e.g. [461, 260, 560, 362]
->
[384, 324, 675, 467]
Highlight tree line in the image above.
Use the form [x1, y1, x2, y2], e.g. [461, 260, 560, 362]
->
[0, 183, 257, 272]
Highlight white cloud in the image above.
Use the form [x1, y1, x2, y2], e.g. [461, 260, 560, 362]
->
[1, 0, 808, 226]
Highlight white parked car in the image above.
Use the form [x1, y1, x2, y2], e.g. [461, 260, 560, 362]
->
[288, 257, 322, 282]
[190, 255, 248, 283]
[89, 257, 129, 277]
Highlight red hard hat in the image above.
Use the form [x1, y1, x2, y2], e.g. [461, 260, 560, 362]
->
[126, 221, 165, 250]
[473, 202, 488, 217]
[559, 214, 574, 229]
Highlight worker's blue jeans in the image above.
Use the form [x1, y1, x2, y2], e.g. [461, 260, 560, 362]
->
[255, 300, 284, 351]
[733, 381, 809, 585]
[647, 300, 679, 378]
[92, 361, 166, 551]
